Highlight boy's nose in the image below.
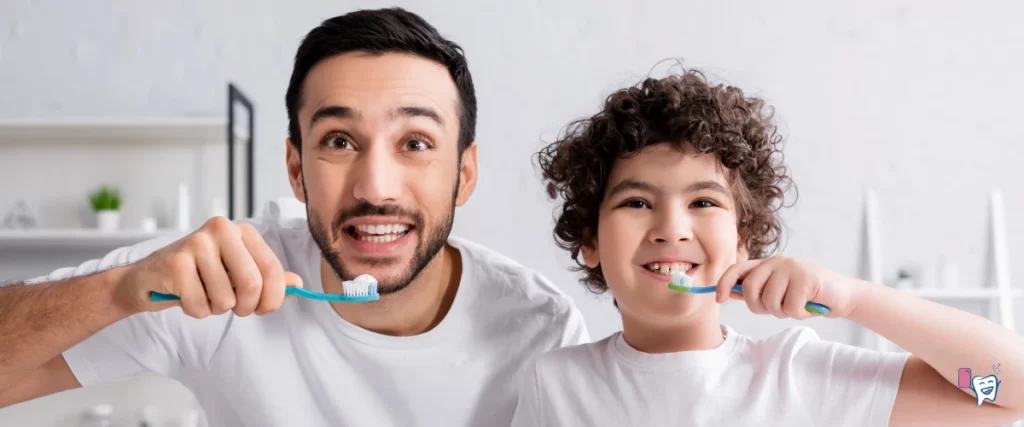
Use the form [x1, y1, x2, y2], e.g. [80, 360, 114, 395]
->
[351, 146, 403, 204]
[650, 208, 694, 243]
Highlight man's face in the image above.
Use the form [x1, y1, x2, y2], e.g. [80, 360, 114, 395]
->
[287, 52, 477, 294]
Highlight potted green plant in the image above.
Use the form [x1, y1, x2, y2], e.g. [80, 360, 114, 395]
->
[89, 186, 122, 231]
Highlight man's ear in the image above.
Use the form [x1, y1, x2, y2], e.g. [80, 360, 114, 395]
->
[581, 238, 600, 269]
[455, 143, 478, 206]
[286, 138, 305, 203]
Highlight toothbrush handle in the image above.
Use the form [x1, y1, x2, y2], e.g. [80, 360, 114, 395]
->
[730, 284, 830, 316]
[149, 291, 180, 302]
[150, 287, 299, 302]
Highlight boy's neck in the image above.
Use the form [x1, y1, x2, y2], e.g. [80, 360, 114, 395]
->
[620, 311, 724, 354]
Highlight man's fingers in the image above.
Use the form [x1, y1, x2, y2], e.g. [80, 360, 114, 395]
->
[173, 255, 211, 319]
[209, 220, 262, 316]
[191, 233, 235, 315]
[283, 272, 303, 300]
[240, 224, 287, 315]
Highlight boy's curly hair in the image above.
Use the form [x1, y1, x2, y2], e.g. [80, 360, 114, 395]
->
[536, 69, 793, 294]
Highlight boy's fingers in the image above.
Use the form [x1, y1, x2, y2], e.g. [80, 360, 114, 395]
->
[762, 270, 790, 318]
[716, 259, 761, 304]
[739, 261, 774, 315]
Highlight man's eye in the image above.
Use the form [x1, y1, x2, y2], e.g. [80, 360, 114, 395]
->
[322, 133, 355, 150]
[406, 139, 428, 151]
[404, 135, 433, 152]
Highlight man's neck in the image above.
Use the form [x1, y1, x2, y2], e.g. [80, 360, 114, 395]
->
[321, 244, 462, 336]
[620, 308, 723, 354]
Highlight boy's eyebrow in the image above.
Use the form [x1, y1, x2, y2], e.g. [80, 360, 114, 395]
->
[606, 178, 659, 199]
[684, 180, 730, 196]
[606, 179, 731, 199]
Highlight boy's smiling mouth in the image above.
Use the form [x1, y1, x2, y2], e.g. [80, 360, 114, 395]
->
[643, 262, 697, 276]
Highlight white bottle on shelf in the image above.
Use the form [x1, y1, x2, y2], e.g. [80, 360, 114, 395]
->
[937, 257, 959, 289]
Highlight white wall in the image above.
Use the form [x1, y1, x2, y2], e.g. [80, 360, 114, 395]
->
[2, 0, 1023, 425]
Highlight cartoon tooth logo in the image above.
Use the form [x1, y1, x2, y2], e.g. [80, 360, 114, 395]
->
[970, 374, 1000, 406]
[958, 364, 1002, 406]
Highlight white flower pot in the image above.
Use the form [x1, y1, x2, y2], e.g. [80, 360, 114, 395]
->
[96, 210, 120, 232]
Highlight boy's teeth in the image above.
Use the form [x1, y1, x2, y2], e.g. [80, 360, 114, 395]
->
[646, 262, 692, 274]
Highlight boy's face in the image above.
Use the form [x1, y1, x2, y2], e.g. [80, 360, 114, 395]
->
[582, 144, 746, 323]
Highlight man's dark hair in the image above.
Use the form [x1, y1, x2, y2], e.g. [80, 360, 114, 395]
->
[285, 7, 477, 153]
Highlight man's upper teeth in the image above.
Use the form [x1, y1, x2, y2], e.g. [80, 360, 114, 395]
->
[648, 262, 692, 273]
[356, 224, 409, 234]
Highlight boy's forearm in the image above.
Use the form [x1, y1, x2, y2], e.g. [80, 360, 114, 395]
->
[0, 267, 136, 390]
[847, 280, 1024, 410]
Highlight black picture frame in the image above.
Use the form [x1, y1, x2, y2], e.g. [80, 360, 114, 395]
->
[227, 83, 255, 220]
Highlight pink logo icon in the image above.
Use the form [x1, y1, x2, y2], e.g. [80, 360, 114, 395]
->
[958, 368, 972, 388]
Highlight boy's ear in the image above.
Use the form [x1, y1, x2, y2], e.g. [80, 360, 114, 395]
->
[736, 242, 751, 263]
[581, 239, 600, 269]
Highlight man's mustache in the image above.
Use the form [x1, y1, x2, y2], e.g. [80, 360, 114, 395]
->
[332, 201, 425, 233]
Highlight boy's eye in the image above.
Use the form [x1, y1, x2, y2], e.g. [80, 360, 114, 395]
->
[691, 199, 718, 208]
[621, 199, 650, 209]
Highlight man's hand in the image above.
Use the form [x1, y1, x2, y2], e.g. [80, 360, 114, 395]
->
[114, 217, 302, 318]
[714, 256, 861, 319]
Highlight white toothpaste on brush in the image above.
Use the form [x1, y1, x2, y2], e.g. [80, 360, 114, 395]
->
[343, 274, 379, 296]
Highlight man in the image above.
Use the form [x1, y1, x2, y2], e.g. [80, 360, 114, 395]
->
[0, 8, 589, 426]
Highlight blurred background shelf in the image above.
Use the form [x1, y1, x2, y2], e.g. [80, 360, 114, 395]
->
[0, 228, 179, 249]
[900, 288, 1024, 299]
[0, 117, 228, 145]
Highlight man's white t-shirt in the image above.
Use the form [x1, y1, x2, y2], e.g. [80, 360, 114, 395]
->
[511, 324, 909, 427]
[40, 199, 590, 427]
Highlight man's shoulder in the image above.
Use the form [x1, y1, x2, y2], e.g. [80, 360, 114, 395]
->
[450, 236, 578, 311]
[525, 334, 611, 378]
[238, 197, 310, 235]
[449, 236, 589, 343]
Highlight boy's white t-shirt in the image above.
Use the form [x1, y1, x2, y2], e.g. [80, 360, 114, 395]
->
[42, 199, 590, 427]
[511, 324, 909, 427]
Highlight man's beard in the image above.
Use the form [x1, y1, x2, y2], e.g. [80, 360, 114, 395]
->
[305, 179, 459, 295]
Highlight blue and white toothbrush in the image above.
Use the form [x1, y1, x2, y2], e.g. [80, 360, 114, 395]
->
[149, 274, 380, 303]
[667, 271, 829, 315]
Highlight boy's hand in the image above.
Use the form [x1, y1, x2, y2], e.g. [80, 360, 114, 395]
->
[714, 256, 861, 319]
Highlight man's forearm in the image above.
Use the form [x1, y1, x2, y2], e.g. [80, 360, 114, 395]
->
[0, 266, 135, 389]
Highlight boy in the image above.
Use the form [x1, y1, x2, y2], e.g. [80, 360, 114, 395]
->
[513, 69, 1024, 426]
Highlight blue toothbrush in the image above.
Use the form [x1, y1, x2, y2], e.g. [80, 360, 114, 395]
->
[667, 271, 829, 315]
[149, 274, 380, 303]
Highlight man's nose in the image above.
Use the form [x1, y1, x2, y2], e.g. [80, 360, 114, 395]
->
[351, 146, 403, 204]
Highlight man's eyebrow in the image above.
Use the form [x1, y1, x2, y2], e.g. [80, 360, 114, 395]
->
[308, 105, 358, 132]
[307, 105, 445, 133]
[392, 106, 444, 127]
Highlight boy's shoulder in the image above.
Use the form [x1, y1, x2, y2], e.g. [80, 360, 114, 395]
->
[734, 324, 827, 357]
